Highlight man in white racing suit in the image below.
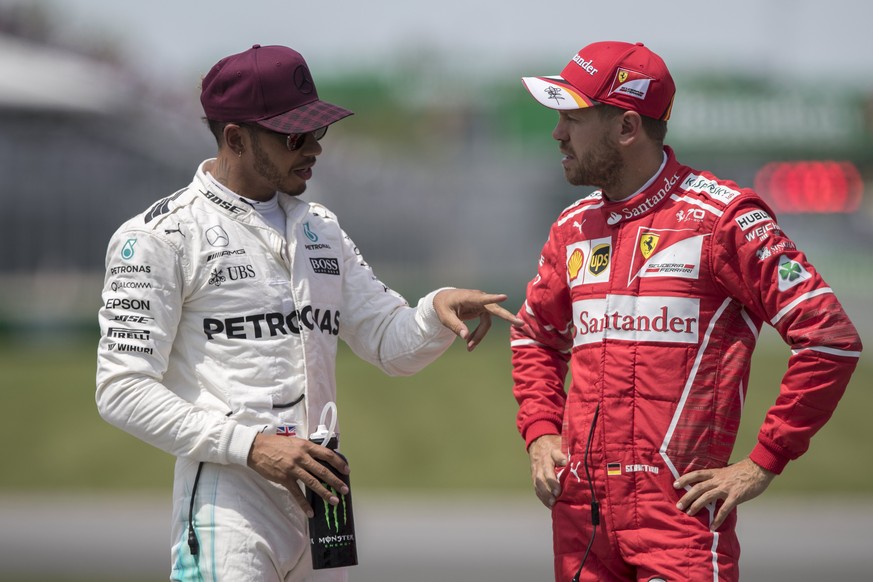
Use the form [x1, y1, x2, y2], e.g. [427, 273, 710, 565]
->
[95, 44, 521, 582]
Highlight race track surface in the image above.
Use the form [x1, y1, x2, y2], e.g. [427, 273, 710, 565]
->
[1, 493, 870, 581]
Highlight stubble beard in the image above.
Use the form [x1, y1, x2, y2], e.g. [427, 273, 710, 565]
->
[250, 133, 307, 197]
[565, 133, 623, 193]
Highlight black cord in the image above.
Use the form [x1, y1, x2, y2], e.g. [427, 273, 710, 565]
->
[187, 461, 205, 556]
[571, 403, 600, 582]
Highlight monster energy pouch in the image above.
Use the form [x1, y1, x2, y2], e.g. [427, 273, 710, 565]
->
[307, 422, 358, 569]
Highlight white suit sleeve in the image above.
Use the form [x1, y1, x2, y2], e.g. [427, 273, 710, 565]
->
[95, 226, 259, 466]
[336, 229, 456, 376]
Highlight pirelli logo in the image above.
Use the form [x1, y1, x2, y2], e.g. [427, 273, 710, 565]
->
[571, 295, 699, 347]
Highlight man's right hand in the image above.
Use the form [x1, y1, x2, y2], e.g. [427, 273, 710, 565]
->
[528, 434, 567, 509]
[247, 433, 350, 518]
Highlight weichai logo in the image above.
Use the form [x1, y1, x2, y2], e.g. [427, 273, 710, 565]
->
[571, 295, 699, 346]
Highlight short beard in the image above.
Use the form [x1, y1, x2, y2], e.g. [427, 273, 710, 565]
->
[566, 133, 623, 192]
[250, 131, 306, 197]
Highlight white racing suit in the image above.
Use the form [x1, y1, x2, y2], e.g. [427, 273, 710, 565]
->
[96, 160, 456, 581]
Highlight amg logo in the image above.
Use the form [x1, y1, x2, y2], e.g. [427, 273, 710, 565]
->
[310, 257, 340, 275]
[108, 327, 151, 340]
[207, 249, 246, 262]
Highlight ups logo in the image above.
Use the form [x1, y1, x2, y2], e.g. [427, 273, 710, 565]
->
[588, 244, 610, 275]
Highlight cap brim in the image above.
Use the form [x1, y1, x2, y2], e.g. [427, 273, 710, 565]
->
[257, 99, 354, 134]
[521, 76, 597, 110]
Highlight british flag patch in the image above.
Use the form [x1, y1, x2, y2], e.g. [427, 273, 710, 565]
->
[277, 424, 298, 437]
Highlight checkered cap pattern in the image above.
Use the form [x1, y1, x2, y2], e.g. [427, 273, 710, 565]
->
[257, 100, 353, 134]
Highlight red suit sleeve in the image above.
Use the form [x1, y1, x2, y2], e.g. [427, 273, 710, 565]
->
[511, 226, 574, 449]
[711, 199, 862, 474]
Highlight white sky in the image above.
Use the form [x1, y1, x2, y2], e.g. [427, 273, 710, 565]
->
[17, 0, 873, 89]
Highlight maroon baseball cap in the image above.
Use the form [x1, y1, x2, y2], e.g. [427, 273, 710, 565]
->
[200, 44, 353, 133]
[522, 41, 675, 120]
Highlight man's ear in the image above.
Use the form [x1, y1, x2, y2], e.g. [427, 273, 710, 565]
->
[617, 110, 644, 145]
[223, 123, 246, 156]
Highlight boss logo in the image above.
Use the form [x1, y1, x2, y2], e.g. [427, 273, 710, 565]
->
[310, 257, 340, 276]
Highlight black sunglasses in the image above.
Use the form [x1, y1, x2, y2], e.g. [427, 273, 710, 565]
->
[282, 126, 329, 151]
[239, 124, 328, 152]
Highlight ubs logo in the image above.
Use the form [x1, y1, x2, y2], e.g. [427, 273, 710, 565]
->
[227, 265, 256, 280]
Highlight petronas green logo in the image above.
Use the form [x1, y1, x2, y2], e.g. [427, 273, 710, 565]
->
[322, 485, 349, 532]
[121, 239, 137, 260]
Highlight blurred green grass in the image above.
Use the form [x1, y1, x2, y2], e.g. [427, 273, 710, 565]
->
[1, 326, 869, 494]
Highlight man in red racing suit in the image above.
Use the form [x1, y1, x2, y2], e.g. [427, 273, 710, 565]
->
[512, 41, 862, 581]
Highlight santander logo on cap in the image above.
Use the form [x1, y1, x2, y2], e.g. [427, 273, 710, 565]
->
[571, 54, 598, 76]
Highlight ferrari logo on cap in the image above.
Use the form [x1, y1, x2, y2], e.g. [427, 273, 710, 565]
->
[610, 68, 653, 101]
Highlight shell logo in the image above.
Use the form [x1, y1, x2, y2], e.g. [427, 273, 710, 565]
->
[568, 248, 585, 281]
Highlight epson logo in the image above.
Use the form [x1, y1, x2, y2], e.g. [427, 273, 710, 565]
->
[310, 257, 340, 276]
[105, 298, 150, 311]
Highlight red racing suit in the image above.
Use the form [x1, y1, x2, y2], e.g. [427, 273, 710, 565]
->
[511, 147, 862, 581]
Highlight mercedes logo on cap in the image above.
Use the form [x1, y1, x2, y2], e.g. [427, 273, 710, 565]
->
[293, 65, 314, 94]
[206, 226, 230, 247]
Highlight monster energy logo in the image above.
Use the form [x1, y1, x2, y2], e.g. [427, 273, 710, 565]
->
[322, 484, 349, 532]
